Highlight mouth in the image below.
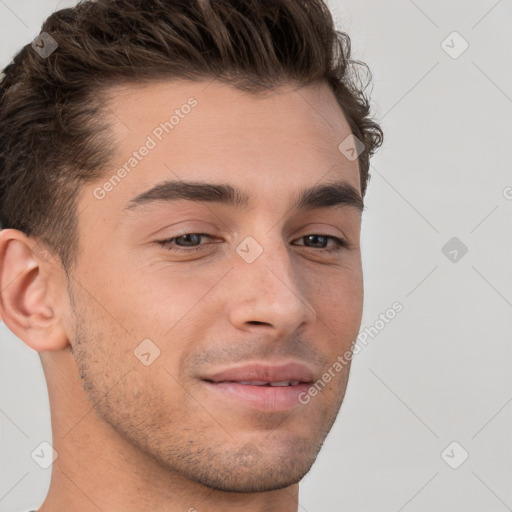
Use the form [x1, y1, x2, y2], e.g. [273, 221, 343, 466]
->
[200, 362, 315, 412]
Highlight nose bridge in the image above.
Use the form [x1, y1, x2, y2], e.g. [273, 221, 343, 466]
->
[228, 229, 316, 331]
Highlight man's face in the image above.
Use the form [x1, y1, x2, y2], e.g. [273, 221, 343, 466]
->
[67, 79, 363, 492]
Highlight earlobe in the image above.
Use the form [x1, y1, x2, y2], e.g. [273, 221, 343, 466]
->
[0, 229, 69, 351]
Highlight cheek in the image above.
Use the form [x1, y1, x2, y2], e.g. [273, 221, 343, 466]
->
[70, 300, 134, 388]
[70, 296, 189, 422]
[308, 264, 364, 334]
[81, 259, 215, 342]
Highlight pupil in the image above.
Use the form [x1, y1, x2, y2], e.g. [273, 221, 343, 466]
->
[178, 234, 200, 246]
[306, 235, 326, 248]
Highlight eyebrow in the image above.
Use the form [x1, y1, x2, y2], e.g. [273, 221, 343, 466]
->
[124, 179, 364, 213]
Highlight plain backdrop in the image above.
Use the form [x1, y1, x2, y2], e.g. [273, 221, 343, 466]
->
[1, 1, 511, 511]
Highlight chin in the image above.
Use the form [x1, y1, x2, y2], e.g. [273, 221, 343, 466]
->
[161, 435, 321, 493]
[188, 457, 313, 493]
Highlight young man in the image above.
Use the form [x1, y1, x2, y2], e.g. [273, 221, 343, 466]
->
[0, 0, 383, 510]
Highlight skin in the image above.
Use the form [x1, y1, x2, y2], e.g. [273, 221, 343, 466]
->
[0, 79, 364, 512]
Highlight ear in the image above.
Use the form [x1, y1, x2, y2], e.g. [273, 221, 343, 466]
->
[0, 229, 70, 351]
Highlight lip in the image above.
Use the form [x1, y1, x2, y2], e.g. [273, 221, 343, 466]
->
[202, 361, 316, 384]
[203, 381, 312, 411]
[201, 361, 316, 412]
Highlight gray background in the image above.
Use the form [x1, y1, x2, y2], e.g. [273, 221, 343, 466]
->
[1, 1, 511, 511]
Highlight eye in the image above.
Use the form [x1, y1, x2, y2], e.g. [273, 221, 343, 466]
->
[293, 234, 348, 253]
[156, 233, 217, 253]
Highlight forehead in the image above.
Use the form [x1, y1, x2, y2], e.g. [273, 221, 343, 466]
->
[105, 79, 356, 164]
[81, 79, 361, 220]
[105, 78, 350, 135]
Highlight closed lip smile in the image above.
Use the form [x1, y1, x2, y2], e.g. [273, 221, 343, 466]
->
[203, 361, 315, 383]
[201, 361, 316, 411]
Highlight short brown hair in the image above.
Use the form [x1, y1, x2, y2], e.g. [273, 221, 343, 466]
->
[0, 0, 383, 272]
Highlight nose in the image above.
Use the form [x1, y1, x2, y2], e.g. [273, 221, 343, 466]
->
[227, 234, 317, 337]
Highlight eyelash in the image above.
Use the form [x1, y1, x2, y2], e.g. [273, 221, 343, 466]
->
[155, 232, 348, 254]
